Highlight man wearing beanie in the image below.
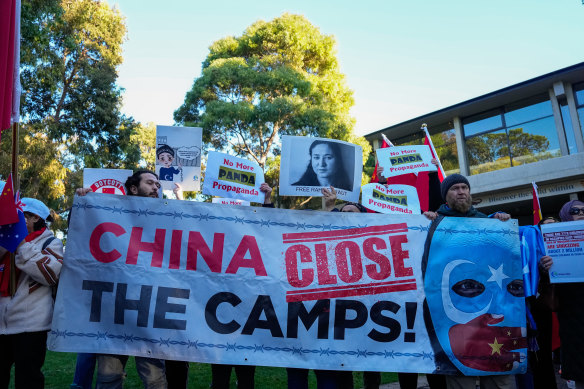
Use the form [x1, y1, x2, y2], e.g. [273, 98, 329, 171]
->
[424, 174, 512, 389]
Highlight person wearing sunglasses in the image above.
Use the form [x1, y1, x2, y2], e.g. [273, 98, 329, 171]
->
[555, 199, 584, 389]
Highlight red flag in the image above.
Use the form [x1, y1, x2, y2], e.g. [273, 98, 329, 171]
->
[1, 0, 21, 133]
[423, 127, 445, 182]
[372, 134, 432, 212]
[0, 174, 19, 225]
[532, 182, 542, 225]
[370, 136, 390, 183]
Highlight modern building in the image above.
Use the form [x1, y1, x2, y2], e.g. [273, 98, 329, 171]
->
[365, 62, 584, 225]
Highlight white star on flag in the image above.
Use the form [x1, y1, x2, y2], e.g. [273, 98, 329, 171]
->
[487, 264, 510, 289]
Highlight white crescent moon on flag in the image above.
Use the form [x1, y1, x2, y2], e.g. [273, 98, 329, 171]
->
[442, 259, 491, 323]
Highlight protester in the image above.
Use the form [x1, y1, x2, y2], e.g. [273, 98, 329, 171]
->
[514, 216, 557, 389]
[209, 183, 273, 389]
[78, 170, 168, 389]
[378, 163, 447, 389]
[555, 200, 584, 389]
[423, 174, 513, 389]
[0, 197, 63, 389]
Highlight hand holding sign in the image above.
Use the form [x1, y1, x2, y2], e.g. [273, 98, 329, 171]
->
[376, 145, 437, 178]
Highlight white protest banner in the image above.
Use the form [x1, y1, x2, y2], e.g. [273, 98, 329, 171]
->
[541, 220, 584, 283]
[49, 194, 526, 376]
[156, 125, 202, 191]
[362, 183, 420, 215]
[279, 136, 362, 202]
[212, 198, 251, 206]
[376, 145, 436, 178]
[203, 152, 264, 203]
[83, 168, 133, 195]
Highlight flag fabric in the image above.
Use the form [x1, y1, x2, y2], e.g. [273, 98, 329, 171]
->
[371, 134, 432, 212]
[1, 0, 21, 133]
[532, 182, 542, 225]
[370, 135, 391, 183]
[519, 225, 545, 298]
[0, 190, 28, 252]
[423, 127, 445, 182]
[0, 174, 19, 225]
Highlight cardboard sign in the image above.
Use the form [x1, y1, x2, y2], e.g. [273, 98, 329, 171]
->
[83, 168, 133, 195]
[376, 145, 436, 178]
[156, 125, 202, 191]
[542, 220, 584, 283]
[279, 136, 363, 202]
[49, 194, 526, 376]
[362, 183, 421, 215]
[212, 198, 251, 206]
[204, 152, 264, 203]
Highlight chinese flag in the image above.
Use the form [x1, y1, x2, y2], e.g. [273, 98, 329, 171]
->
[0, 174, 19, 225]
[370, 137, 390, 183]
[532, 182, 542, 225]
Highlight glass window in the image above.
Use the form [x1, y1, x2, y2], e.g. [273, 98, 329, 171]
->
[464, 94, 560, 175]
[432, 127, 460, 175]
[579, 107, 584, 137]
[504, 94, 553, 127]
[467, 129, 511, 175]
[462, 110, 503, 137]
[560, 101, 578, 155]
[574, 82, 584, 106]
[507, 116, 561, 166]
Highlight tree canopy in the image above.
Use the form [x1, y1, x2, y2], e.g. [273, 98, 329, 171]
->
[174, 13, 371, 174]
[1, 0, 152, 220]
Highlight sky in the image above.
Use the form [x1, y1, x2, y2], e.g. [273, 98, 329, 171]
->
[112, 0, 584, 137]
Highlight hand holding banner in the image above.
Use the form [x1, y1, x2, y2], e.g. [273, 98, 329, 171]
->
[362, 183, 421, 215]
[204, 151, 265, 203]
[376, 145, 436, 178]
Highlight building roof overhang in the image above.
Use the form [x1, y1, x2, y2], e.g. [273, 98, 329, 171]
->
[365, 62, 584, 143]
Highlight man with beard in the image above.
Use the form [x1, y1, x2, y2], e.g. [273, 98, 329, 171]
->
[90, 170, 169, 389]
[424, 174, 515, 389]
[424, 174, 509, 221]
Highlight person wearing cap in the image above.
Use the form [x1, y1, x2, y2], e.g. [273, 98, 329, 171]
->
[0, 197, 63, 389]
[423, 174, 513, 389]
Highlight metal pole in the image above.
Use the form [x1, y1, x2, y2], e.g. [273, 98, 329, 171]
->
[9, 121, 19, 296]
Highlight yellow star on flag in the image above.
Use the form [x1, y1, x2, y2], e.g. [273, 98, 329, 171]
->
[489, 338, 504, 355]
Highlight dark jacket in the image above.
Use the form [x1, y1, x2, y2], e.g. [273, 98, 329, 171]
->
[436, 204, 487, 218]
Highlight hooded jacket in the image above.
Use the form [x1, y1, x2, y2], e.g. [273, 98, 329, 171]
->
[0, 228, 63, 334]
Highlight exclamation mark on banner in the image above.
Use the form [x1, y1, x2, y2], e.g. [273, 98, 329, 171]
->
[404, 302, 417, 343]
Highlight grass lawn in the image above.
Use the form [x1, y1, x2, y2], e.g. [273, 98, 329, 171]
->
[8, 351, 399, 388]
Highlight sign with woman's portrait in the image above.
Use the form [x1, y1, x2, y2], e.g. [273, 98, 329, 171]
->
[279, 136, 362, 202]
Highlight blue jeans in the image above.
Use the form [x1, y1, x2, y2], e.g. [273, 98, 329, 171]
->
[96, 354, 167, 389]
[71, 353, 96, 389]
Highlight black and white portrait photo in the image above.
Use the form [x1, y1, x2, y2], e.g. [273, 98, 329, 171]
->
[279, 136, 362, 202]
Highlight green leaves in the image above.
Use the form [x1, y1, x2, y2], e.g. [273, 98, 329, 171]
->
[175, 13, 370, 171]
[1, 0, 143, 220]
